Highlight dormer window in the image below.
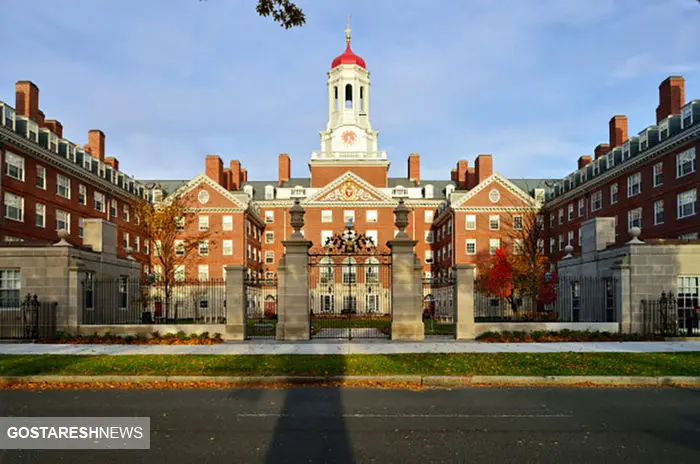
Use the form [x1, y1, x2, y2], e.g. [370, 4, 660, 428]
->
[243, 185, 254, 198]
[639, 131, 648, 151]
[659, 119, 669, 140]
[534, 189, 545, 203]
[424, 184, 434, 199]
[622, 142, 630, 160]
[445, 184, 455, 198]
[392, 186, 408, 197]
[152, 189, 163, 203]
[2, 105, 14, 129]
[682, 105, 693, 128]
[28, 120, 39, 142]
[264, 185, 275, 200]
[606, 151, 614, 169]
[593, 159, 600, 176]
[291, 186, 306, 197]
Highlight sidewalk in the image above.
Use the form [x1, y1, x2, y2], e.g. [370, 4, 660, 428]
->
[1, 340, 699, 355]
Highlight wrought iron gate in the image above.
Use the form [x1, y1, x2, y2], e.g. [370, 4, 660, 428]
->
[308, 223, 391, 339]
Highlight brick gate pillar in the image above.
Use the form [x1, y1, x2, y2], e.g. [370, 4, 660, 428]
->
[388, 199, 424, 341]
[224, 265, 247, 340]
[454, 264, 476, 339]
[276, 200, 312, 341]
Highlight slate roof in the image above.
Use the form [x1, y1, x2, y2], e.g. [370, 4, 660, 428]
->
[138, 179, 189, 196]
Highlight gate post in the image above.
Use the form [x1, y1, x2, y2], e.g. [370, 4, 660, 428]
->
[276, 200, 312, 341]
[388, 200, 424, 341]
[454, 264, 476, 339]
[612, 258, 632, 334]
[224, 265, 247, 340]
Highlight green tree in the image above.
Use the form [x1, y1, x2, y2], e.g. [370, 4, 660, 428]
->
[201, 0, 306, 29]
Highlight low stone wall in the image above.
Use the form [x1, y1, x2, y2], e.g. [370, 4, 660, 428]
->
[77, 324, 227, 338]
[475, 322, 619, 336]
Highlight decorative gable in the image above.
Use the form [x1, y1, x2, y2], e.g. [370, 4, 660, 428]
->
[451, 173, 537, 211]
[167, 174, 249, 211]
[305, 171, 394, 206]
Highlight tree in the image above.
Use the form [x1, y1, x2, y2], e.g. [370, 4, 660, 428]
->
[134, 196, 209, 321]
[200, 0, 306, 29]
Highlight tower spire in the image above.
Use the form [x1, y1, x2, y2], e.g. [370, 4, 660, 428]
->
[345, 14, 351, 44]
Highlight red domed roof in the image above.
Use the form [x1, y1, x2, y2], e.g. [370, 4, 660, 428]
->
[331, 43, 366, 69]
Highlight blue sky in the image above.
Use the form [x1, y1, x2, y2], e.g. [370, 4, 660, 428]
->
[1, 0, 699, 182]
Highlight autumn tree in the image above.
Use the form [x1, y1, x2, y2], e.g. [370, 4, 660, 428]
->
[134, 196, 209, 321]
[200, 0, 306, 29]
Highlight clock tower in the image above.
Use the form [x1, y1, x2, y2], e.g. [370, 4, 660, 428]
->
[309, 17, 390, 188]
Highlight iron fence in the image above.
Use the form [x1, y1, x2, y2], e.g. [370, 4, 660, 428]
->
[475, 276, 618, 323]
[81, 278, 226, 325]
[423, 276, 456, 335]
[245, 276, 278, 338]
[0, 294, 57, 340]
[641, 291, 699, 337]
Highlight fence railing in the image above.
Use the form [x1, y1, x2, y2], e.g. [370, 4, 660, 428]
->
[245, 277, 278, 338]
[0, 294, 57, 340]
[423, 276, 456, 335]
[81, 279, 226, 325]
[475, 276, 618, 323]
[640, 292, 699, 337]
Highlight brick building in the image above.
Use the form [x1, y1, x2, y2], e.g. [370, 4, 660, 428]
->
[544, 76, 699, 261]
[0, 81, 149, 262]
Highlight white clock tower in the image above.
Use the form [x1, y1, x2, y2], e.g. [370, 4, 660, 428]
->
[311, 18, 388, 166]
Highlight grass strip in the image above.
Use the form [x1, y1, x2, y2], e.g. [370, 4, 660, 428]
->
[0, 353, 699, 377]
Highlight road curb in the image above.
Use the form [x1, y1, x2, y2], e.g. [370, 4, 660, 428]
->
[1, 375, 699, 387]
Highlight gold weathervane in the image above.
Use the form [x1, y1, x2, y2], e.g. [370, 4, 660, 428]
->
[345, 14, 351, 44]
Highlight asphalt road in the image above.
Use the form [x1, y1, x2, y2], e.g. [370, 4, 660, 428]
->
[0, 387, 699, 463]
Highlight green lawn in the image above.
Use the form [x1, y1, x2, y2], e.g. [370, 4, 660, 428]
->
[1, 353, 699, 377]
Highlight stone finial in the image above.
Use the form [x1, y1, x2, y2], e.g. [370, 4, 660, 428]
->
[393, 199, 410, 238]
[289, 199, 305, 238]
[53, 228, 72, 247]
[627, 226, 644, 244]
[563, 244, 574, 259]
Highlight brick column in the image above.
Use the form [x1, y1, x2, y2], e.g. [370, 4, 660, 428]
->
[224, 265, 247, 340]
[388, 199, 424, 341]
[454, 264, 476, 340]
[612, 259, 632, 333]
[276, 200, 312, 341]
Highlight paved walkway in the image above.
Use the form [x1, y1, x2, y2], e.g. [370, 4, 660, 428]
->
[1, 340, 699, 355]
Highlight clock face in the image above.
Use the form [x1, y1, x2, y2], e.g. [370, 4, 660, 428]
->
[342, 130, 357, 145]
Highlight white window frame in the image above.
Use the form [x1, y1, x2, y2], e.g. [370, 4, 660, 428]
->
[513, 238, 523, 255]
[343, 210, 355, 224]
[567, 204, 574, 221]
[366, 210, 378, 223]
[627, 172, 641, 197]
[424, 210, 434, 223]
[198, 240, 209, 256]
[56, 174, 71, 199]
[4, 152, 24, 181]
[424, 250, 433, 264]
[0, 269, 21, 308]
[56, 209, 70, 233]
[321, 210, 333, 223]
[109, 199, 117, 218]
[265, 211, 274, 223]
[489, 238, 500, 255]
[198, 265, 209, 281]
[222, 215, 233, 231]
[35, 165, 46, 189]
[627, 207, 642, 231]
[199, 215, 209, 231]
[365, 230, 378, 246]
[558, 208, 564, 224]
[78, 184, 87, 205]
[425, 230, 433, 244]
[676, 148, 696, 178]
[654, 200, 664, 225]
[265, 251, 275, 265]
[513, 215, 523, 231]
[567, 230, 574, 246]
[223, 239, 233, 256]
[653, 162, 663, 187]
[578, 198, 584, 216]
[591, 190, 602, 211]
[677, 189, 697, 219]
[4, 192, 24, 222]
[174, 265, 185, 282]
[610, 184, 618, 205]
[35, 202, 45, 228]
[465, 239, 476, 255]
[465, 215, 476, 230]
[123, 204, 130, 222]
[489, 215, 500, 231]
[94, 192, 105, 212]
[321, 230, 333, 246]
[265, 231, 274, 244]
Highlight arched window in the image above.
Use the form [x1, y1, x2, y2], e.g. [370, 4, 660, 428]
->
[365, 257, 379, 283]
[359, 86, 364, 112]
[334, 86, 339, 111]
[424, 184, 434, 199]
[342, 257, 357, 284]
[320, 257, 334, 284]
[345, 84, 353, 109]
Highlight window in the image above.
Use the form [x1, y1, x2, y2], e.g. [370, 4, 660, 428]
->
[677, 189, 697, 219]
[567, 204, 574, 221]
[627, 173, 641, 197]
[94, 192, 105, 212]
[3, 193, 23, 222]
[153, 265, 163, 281]
[144, 240, 150, 256]
[513, 238, 523, 255]
[321, 230, 333, 246]
[265, 251, 275, 265]
[677, 148, 696, 178]
[172, 216, 184, 232]
[32, 202, 45, 228]
[550, 214, 555, 227]
[610, 184, 618, 205]
[489, 215, 500, 230]
[109, 199, 117, 218]
[558, 235, 564, 251]
[489, 238, 500, 255]
[265, 231, 274, 244]
[134, 235, 139, 252]
[549, 237, 555, 254]
[365, 230, 378, 246]
[0, 269, 21, 307]
[425, 230, 434, 244]
[654, 200, 664, 225]
[591, 191, 602, 211]
[198, 265, 209, 281]
[171, 239, 183, 257]
[466, 239, 476, 255]
[222, 215, 233, 231]
[123, 204, 130, 222]
[653, 162, 663, 187]
[424, 210, 434, 223]
[265, 211, 274, 223]
[558, 208, 564, 224]
[199, 215, 209, 231]
[174, 265, 185, 282]
[342, 258, 357, 284]
[677, 277, 700, 331]
[56, 209, 70, 233]
[35, 165, 46, 189]
[199, 240, 209, 256]
[535, 189, 545, 203]
[424, 250, 433, 264]
[264, 185, 274, 200]
[578, 198, 584, 216]
[79, 184, 87, 205]
[567, 230, 574, 246]
[321, 210, 333, 223]
[222, 239, 233, 256]
[628, 207, 642, 230]
[117, 276, 129, 310]
[55, 174, 71, 199]
[366, 210, 378, 223]
[123, 232, 130, 249]
[343, 210, 355, 224]
[4, 152, 24, 181]
[465, 215, 476, 230]
[513, 215, 523, 231]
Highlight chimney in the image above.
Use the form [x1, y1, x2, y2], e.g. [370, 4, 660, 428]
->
[15, 81, 40, 121]
[467, 168, 476, 190]
[474, 154, 493, 184]
[577, 155, 592, 170]
[594, 143, 610, 160]
[36, 110, 45, 126]
[104, 157, 119, 171]
[278, 154, 291, 186]
[205, 155, 225, 187]
[457, 160, 468, 188]
[408, 153, 420, 185]
[229, 160, 242, 190]
[44, 119, 63, 138]
[656, 76, 685, 124]
[450, 168, 457, 182]
[222, 169, 232, 190]
[87, 130, 106, 161]
[608, 115, 628, 147]
[241, 168, 248, 183]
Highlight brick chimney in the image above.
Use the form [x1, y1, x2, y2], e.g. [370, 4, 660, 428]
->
[475, 154, 493, 184]
[35, 110, 45, 126]
[278, 154, 291, 186]
[656, 76, 685, 124]
[456, 160, 468, 188]
[241, 168, 248, 183]
[577, 155, 592, 170]
[408, 153, 420, 185]
[15, 81, 40, 121]
[450, 168, 457, 182]
[609, 115, 628, 148]
[104, 157, 119, 171]
[229, 160, 242, 190]
[44, 120, 63, 138]
[86, 130, 106, 161]
[205, 155, 225, 187]
[594, 143, 610, 160]
[467, 168, 476, 189]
